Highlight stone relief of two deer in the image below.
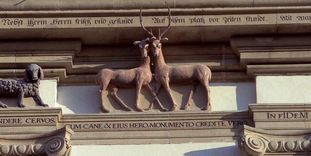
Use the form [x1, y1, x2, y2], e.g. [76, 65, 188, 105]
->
[97, 7, 212, 113]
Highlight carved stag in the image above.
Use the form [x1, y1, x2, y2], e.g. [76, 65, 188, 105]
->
[97, 38, 167, 113]
[140, 7, 212, 111]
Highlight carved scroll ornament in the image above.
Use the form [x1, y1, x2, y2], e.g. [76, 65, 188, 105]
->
[0, 127, 73, 156]
[241, 125, 311, 156]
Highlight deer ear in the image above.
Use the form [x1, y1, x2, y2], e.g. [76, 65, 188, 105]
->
[133, 41, 141, 45]
[161, 37, 168, 41]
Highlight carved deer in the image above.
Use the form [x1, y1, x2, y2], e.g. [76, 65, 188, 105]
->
[97, 38, 167, 113]
[140, 7, 212, 111]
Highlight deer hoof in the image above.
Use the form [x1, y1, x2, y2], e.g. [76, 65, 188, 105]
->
[171, 105, 178, 111]
[144, 107, 151, 111]
[0, 104, 8, 108]
[136, 108, 144, 112]
[101, 107, 110, 113]
[41, 104, 49, 107]
[201, 106, 211, 112]
[160, 107, 169, 112]
[180, 104, 190, 110]
[19, 104, 25, 108]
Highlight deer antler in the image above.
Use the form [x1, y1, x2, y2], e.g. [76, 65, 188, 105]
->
[159, 4, 171, 39]
[140, 8, 155, 37]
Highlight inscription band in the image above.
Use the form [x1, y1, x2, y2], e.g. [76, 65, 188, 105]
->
[0, 13, 311, 29]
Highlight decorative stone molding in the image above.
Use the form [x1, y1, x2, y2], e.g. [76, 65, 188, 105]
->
[231, 36, 311, 76]
[241, 125, 311, 156]
[0, 127, 73, 156]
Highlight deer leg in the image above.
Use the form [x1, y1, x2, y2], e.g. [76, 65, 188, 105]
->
[100, 91, 110, 113]
[201, 78, 211, 111]
[148, 81, 162, 110]
[0, 100, 8, 108]
[135, 81, 144, 112]
[161, 78, 177, 111]
[109, 86, 132, 111]
[146, 84, 168, 111]
[181, 83, 197, 110]
[100, 81, 110, 113]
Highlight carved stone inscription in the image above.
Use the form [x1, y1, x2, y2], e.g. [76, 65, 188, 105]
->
[1, 13, 311, 29]
[278, 13, 311, 24]
[64, 120, 248, 131]
[267, 112, 308, 120]
[0, 117, 56, 126]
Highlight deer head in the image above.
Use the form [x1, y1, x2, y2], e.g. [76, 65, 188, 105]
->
[139, 5, 171, 57]
[133, 38, 150, 58]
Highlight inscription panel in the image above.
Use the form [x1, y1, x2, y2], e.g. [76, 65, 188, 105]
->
[0, 117, 56, 126]
[267, 112, 308, 120]
[254, 111, 309, 121]
[63, 120, 249, 132]
[0, 13, 311, 29]
[250, 105, 311, 130]
[0, 109, 250, 144]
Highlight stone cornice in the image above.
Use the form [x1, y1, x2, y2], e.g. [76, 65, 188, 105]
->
[1, 0, 311, 11]
[2, 6, 311, 16]
[231, 36, 311, 76]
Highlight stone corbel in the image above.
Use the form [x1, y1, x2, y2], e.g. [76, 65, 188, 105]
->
[241, 125, 311, 156]
[0, 127, 73, 156]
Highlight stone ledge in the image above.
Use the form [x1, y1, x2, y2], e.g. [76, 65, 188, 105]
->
[0, 108, 252, 145]
[60, 111, 252, 145]
[231, 36, 311, 76]
[247, 64, 311, 76]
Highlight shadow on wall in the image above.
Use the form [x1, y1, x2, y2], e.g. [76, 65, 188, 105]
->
[184, 145, 241, 156]
[210, 83, 255, 111]
[57, 86, 102, 114]
[235, 82, 256, 111]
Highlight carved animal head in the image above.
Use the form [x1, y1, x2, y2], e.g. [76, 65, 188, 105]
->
[133, 38, 150, 58]
[24, 64, 44, 82]
[139, 5, 171, 57]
